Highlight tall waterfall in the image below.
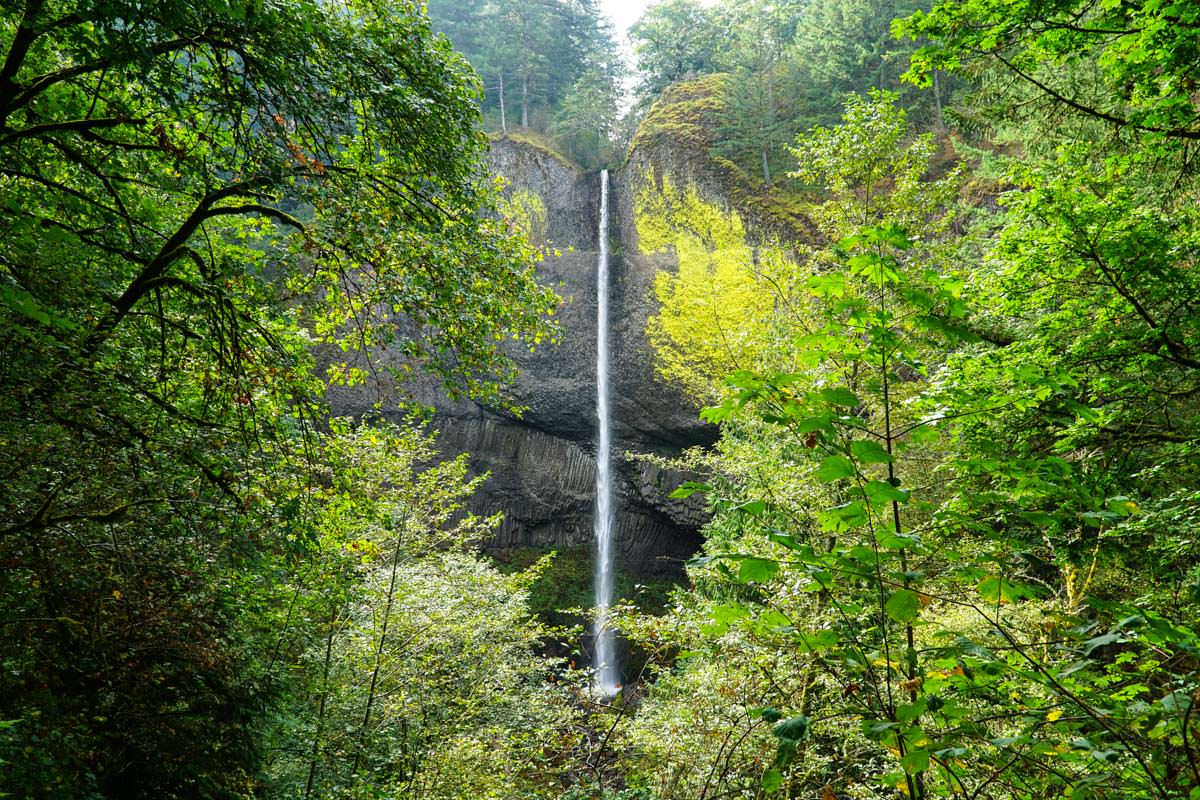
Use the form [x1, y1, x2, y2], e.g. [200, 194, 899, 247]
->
[592, 169, 620, 696]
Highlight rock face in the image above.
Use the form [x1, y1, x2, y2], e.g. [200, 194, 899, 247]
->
[330, 103, 806, 579]
[331, 94, 816, 578]
[323, 134, 715, 579]
[464, 136, 714, 578]
[484, 139, 716, 452]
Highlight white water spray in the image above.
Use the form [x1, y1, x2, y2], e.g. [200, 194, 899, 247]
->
[592, 170, 620, 696]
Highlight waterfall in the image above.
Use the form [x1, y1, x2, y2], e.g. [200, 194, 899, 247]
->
[592, 169, 620, 696]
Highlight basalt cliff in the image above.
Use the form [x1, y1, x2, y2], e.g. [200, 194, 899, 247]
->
[331, 79, 814, 579]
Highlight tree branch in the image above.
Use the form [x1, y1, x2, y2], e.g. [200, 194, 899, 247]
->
[83, 178, 276, 352]
[0, 116, 141, 145]
[4, 35, 199, 121]
[993, 50, 1200, 141]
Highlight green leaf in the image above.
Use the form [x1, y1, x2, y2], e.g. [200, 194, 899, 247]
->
[877, 531, 916, 550]
[1020, 511, 1056, 527]
[1107, 496, 1139, 516]
[738, 558, 779, 584]
[818, 387, 859, 407]
[976, 576, 1040, 604]
[795, 413, 834, 434]
[1082, 631, 1123, 656]
[750, 706, 784, 722]
[711, 603, 751, 624]
[761, 769, 783, 792]
[773, 715, 811, 743]
[847, 251, 884, 275]
[769, 372, 806, 387]
[816, 455, 855, 482]
[885, 589, 921, 623]
[865, 480, 909, 505]
[734, 499, 767, 515]
[799, 628, 840, 651]
[821, 501, 869, 531]
[726, 370, 763, 389]
[909, 424, 940, 446]
[702, 602, 751, 635]
[851, 439, 893, 464]
[876, 223, 914, 250]
[807, 272, 846, 297]
[669, 481, 710, 499]
[700, 401, 734, 423]
[0, 283, 78, 334]
[766, 530, 804, 551]
[1080, 510, 1118, 526]
[901, 748, 930, 774]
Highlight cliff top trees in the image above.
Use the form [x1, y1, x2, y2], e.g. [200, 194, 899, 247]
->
[427, 0, 619, 139]
[552, 55, 625, 168]
[630, 0, 939, 187]
[631, 0, 728, 105]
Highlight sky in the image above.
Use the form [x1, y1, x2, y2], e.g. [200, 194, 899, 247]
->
[597, 0, 656, 108]
[596, 0, 654, 46]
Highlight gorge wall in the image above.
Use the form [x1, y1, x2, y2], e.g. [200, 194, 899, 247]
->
[330, 81, 814, 579]
[441, 134, 716, 579]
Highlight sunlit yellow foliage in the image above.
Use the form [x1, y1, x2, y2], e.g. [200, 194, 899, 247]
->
[639, 174, 809, 400]
[498, 187, 550, 248]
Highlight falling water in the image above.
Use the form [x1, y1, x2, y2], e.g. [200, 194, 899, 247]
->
[592, 169, 620, 697]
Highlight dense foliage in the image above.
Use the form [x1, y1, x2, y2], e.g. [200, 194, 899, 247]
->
[610, 0, 1200, 797]
[5, 0, 1200, 798]
[0, 1, 563, 796]
[630, 0, 947, 187]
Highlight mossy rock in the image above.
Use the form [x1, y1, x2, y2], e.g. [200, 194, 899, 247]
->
[627, 75, 818, 244]
[490, 129, 582, 173]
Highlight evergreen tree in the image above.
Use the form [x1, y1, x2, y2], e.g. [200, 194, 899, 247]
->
[630, 0, 728, 107]
[791, 0, 932, 125]
[428, 0, 620, 139]
[711, 0, 808, 185]
[552, 57, 625, 169]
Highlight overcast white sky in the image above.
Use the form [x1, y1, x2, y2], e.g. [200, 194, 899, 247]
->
[594, 0, 653, 108]
[596, 0, 654, 44]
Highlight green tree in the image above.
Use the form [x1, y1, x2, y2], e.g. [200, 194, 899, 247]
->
[898, 0, 1200, 145]
[0, 0, 557, 794]
[552, 56, 625, 169]
[629, 88, 1200, 800]
[263, 423, 578, 800]
[791, 0, 934, 126]
[429, 0, 619, 137]
[630, 0, 728, 107]
[710, 0, 808, 186]
[649, 92, 966, 797]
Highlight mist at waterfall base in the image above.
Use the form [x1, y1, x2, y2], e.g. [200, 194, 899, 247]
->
[592, 169, 621, 697]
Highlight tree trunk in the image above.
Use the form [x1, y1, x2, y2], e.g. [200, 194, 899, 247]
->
[498, 68, 507, 133]
[763, 70, 775, 186]
[352, 511, 407, 777]
[304, 606, 340, 800]
[932, 69, 946, 131]
[521, 74, 528, 128]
